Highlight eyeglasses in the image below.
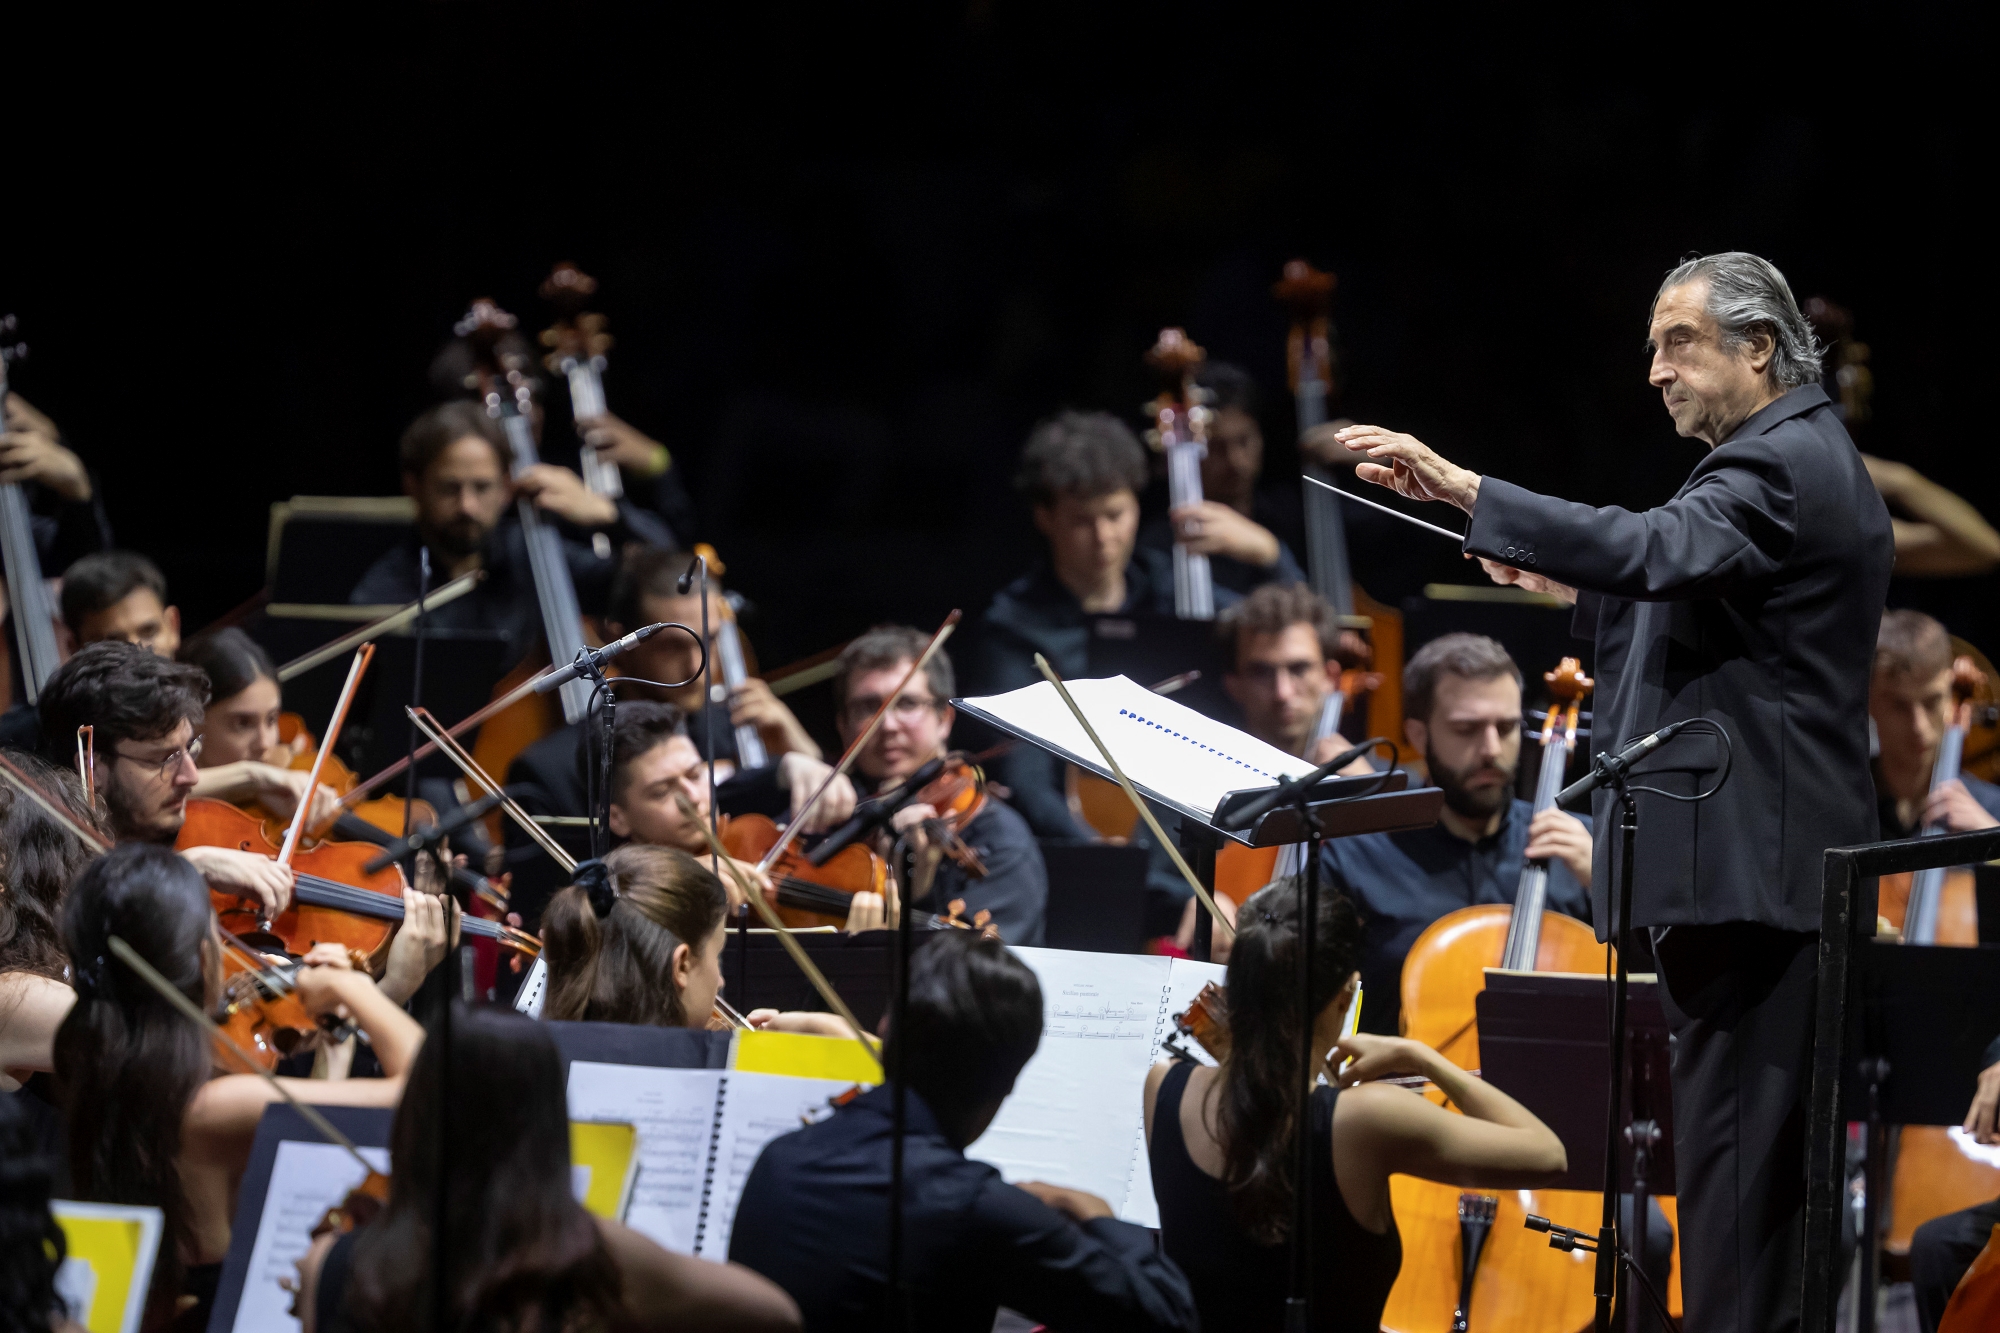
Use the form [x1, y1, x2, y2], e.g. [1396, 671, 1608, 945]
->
[112, 736, 202, 782]
[839, 694, 945, 729]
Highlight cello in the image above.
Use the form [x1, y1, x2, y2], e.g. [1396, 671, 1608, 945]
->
[0, 320, 65, 705]
[1144, 327, 1217, 621]
[1880, 656, 2000, 1267]
[1381, 658, 1613, 1333]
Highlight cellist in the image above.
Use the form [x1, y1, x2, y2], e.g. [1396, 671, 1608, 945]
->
[1870, 609, 2000, 838]
[1319, 633, 1593, 1038]
[346, 401, 673, 666]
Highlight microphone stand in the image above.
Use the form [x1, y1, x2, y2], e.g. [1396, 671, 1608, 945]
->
[1591, 768, 1638, 1333]
[887, 832, 915, 1332]
[1284, 787, 1324, 1333]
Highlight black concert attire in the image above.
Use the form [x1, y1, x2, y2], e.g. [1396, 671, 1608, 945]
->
[1909, 1035, 2000, 1333]
[1465, 383, 1895, 1333]
[1135, 507, 1307, 597]
[729, 1085, 1198, 1333]
[856, 774, 1049, 947]
[1318, 796, 1593, 1037]
[347, 501, 673, 667]
[1875, 768, 2000, 842]
[1149, 1060, 1400, 1333]
[968, 546, 1238, 844]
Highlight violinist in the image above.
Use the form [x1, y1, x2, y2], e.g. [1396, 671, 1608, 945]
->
[0, 753, 101, 1092]
[37, 643, 295, 916]
[55, 843, 423, 1331]
[730, 930, 1200, 1332]
[177, 628, 341, 833]
[1142, 881, 1568, 1333]
[829, 626, 1048, 945]
[1870, 609, 2000, 838]
[1319, 634, 1592, 1037]
[541, 844, 842, 1036]
[347, 401, 673, 664]
[1135, 361, 1306, 596]
[293, 1005, 800, 1333]
[971, 410, 1222, 841]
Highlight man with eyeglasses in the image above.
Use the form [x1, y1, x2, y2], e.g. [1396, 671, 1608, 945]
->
[830, 627, 1047, 946]
[37, 642, 295, 916]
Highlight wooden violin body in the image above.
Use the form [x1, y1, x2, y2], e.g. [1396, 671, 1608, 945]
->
[214, 947, 336, 1070]
[275, 712, 437, 840]
[720, 813, 889, 930]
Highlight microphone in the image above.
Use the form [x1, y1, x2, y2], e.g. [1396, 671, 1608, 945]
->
[676, 556, 702, 595]
[1218, 741, 1378, 832]
[362, 790, 509, 874]
[534, 623, 673, 695]
[805, 756, 949, 866]
[1554, 720, 1694, 807]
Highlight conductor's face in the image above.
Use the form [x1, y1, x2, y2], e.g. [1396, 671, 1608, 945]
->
[1647, 281, 1782, 448]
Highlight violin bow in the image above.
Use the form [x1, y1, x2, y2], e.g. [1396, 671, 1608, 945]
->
[1031, 654, 1236, 941]
[277, 643, 376, 866]
[754, 609, 960, 876]
[673, 791, 882, 1076]
[104, 934, 378, 1176]
[276, 570, 484, 683]
[0, 751, 109, 852]
[403, 706, 576, 872]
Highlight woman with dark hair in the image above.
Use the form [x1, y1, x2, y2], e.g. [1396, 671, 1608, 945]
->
[55, 843, 424, 1331]
[1143, 879, 1568, 1332]
[0, 1088, 77, 1333]
[541, 843, 847, 1036]
[295, 1005, 799, 1333]
[179, 628, 340, 830]
[0, 752, 104, 1087]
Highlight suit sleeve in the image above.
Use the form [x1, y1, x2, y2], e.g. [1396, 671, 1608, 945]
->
[970, 1179, 1199, 1333]
[1466, 447, 1798, 602]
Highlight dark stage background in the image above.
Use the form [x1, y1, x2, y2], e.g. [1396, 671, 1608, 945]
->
[8, 5, 1991, 691]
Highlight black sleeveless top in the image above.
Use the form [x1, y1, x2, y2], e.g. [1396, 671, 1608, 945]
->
[315, 1231, 359, 1333]
[1149, 1060, 1402, 1332]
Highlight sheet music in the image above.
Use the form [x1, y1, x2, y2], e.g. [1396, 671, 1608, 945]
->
[231, 1141, 390, 1333]
[566, 1062, 723, 1255]
[956, 676, 1314, 820]
[1120, 955, 1228, 1227]
[963, 949, 1169, 1223]
[695, 1071, 853, 1259]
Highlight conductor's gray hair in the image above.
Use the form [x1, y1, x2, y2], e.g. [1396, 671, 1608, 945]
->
[1653, 252, 1823, 389]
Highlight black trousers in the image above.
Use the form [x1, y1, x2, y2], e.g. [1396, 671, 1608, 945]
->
[1653, 923, 1820, 1333]
[1910, 1195, 2000, 1332]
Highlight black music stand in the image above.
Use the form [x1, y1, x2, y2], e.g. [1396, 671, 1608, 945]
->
[1803, 827, 2000, 1333]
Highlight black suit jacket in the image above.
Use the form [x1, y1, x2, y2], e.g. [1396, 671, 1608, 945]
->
[1465, 385, 1893, 933]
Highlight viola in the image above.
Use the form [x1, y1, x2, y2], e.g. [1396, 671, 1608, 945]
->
[1879, 656, 2000, 1268]
[1382, 657, 1621, 1333]
[213, 937, 358, 1071]
[720, 812, 890, 931]
[1143, 328, 1216, 621]
[176, 798, 539, 966]
[908, 753, 991, 878]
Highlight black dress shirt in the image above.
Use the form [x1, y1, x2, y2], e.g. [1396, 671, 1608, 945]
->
[1320, 796, 1593, 1035]
[729, 1085, 1198, 1333]
[1466, 385, 1894, 933]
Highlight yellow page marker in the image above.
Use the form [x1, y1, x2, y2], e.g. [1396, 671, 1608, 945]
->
[733, 1029, 883, 1085]
[568, 1121, 639, 1220]
[51, 1201, 163, 1333]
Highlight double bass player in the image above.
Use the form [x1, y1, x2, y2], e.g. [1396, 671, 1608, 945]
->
[1333, 251, 1894, 1333]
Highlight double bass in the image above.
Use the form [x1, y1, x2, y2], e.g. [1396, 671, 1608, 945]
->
[0, 320, 65, 705]
[539, 261, 623, 506]
[1382, 658, 1615, 1333]
[1144, 327, 1217, 621]
[1881, 656, 2000, 1266]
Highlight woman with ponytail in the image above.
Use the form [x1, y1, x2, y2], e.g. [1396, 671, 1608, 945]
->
[1142, 878, 1568, 1332]
[54, 843, 424, 1332]
[540, 844, 849, 1036]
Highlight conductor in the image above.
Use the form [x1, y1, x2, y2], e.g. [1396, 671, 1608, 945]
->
[1332, 251, 1894, 1333]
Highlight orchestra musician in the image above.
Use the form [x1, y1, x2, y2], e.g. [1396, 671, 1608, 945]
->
[56, 843, 424, 1331]
[36, 642, 296, 918]
[1144, 881, 1569, 1333]
[59, 550, 181, 657]
[177, 628, 342, 833]
[1870, 609, 2000, 838]
[828, 626, 1048, 946]
[346, 401, 673, 663]
[971, 409, 1226, 843]
[0, 753, 101, 1094]
[1320, 633, 1593, 1037]
[729, 929, 1200, 1332]
[1134, 361, 1307, 596]
[1909, 1038, 2000, 1332]
[1333, 250, 1895, 1332]
[294, 1005, 800, 1333]
[0, 1083, 72, 1333]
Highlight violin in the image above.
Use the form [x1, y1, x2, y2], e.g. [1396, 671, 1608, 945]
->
[907, 753, 990, 878]
[720, 812, 891, 930]
[1143, 328, 1216, 621]
[270, 712, 437, 843]
[0, 322, 65, 707]
[1382, 658, 1620, 1333]
[212, 933, 362, 1070]
[1879, 656, 2000, 1268]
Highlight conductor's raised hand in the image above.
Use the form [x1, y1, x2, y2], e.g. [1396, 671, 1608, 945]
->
[1331, 425, 1482, 514]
